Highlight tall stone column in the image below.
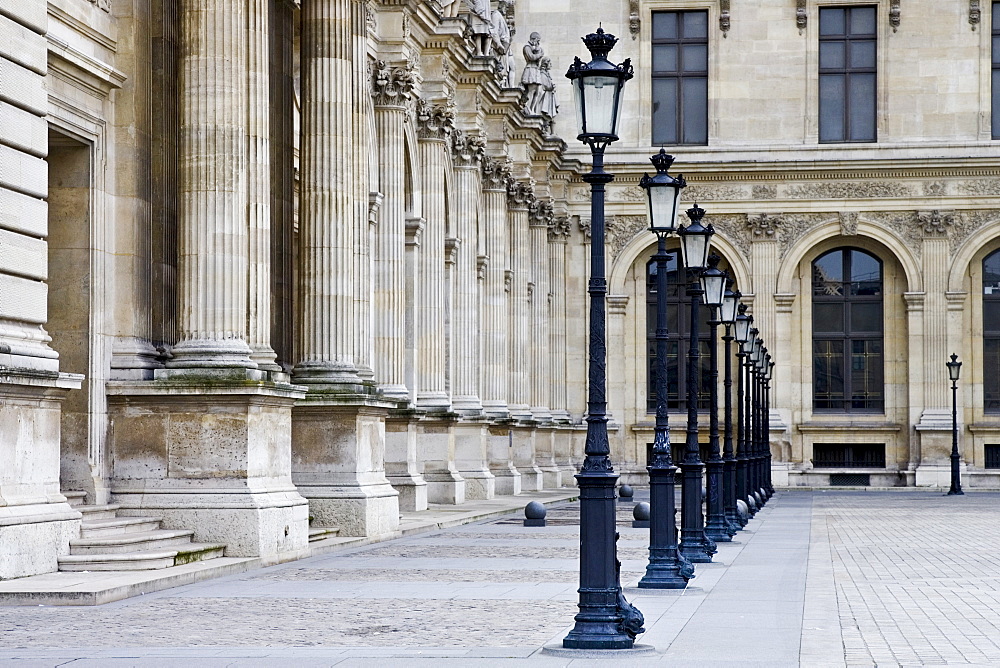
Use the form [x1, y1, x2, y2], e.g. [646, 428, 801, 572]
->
[548, 216, 575, 478]
[109, 0, 309, 562]
[915, 219, 958, 487]
[528, 199, 552, 421]
[480, 157, 512, 416]
[0, 0, 82, 577]
[450, 131, 493, 498]
[290, 0, 398, 537]
[507, 180, 533, 420]
[414, 99, 452, 410]
[371, 60, 414, 401]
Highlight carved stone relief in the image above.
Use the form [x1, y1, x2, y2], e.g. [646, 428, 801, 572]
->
[371, 60, 416, 107]
[530, 198, 555, 227]
[746, 213, 780, 239]
[796, 0, 807, 34]
[482, 156, 512, 191]
[916, 210, 956, 236]
[451, 130, 486, 167]
[889, 0, 900, 32]
[784, 181, 912, 199]
[705, 214, 753, 260]
[776, 214, 836, 260]
[720, 0, 731, 36]
[971, 1, 982, 30]
[629, 0, 640, 39]
[415, 98, 455, 140]
[507, 179, 536, 211]
[840, 211, 859, 236]
[547, 215, 572, 241]
[958, 179, 1000, 196]
[86, 0, 111, 12]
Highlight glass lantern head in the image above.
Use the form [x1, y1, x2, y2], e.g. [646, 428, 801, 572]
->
[677, 204, 713, 272]
[565, 28, 633, 147]
[640, 149, 686, 235]
[734, 304, 751, 344]
[947, 353, 962, 381]
[699, 255, 727, 308]
[720, 285, 740, 325]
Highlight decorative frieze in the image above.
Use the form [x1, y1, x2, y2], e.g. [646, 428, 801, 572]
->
[784, 181, 912, 200]
[415, 98, 455, 140]
[681, 184, 747, 202]
[916, 210, 956, 236]
[752, 185, 777, 200]
[371, 60, 416, 108]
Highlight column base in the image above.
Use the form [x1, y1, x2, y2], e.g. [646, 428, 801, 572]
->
[292, 396, 400, 537]
[454, 420, 494, 500]
[0, 370, 83, 578]
[107, 380, 311, 561]
[385, 410, 428, 512]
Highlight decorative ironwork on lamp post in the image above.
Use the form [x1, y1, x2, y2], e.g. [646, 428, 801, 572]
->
[733, 307, 752, 526]
[562, 27, 644, 650]
[947, 353, 964, 496]
[637, 150, 693, 589]
[701, 255, 731, 543]
[677, 205, 717, 564]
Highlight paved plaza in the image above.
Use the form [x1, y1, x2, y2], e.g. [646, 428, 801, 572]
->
[1, 490, 999, 667]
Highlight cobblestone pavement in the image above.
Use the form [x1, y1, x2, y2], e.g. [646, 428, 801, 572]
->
[2, 491, 1000, 666]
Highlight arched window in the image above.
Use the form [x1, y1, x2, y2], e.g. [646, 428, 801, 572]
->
[983, 250, 1000, 412]
[646, 250, 711, 412]
[812, 248, 884, 412]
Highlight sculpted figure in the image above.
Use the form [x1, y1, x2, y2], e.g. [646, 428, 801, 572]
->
[538, 56, 558, 120]
[441, 0, 462, 18]
[464, 0, 492, 55]
[491, 1, 515, 87]
[521, 32, 545, 115]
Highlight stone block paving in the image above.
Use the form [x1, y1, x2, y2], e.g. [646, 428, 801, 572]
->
[1, 491, 1000, 666]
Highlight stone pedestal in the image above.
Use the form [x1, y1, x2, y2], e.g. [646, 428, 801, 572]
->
[420, 414, 466, 505]
[0, 371, 83, 578]
[915, 410, 958, 488]
[512, 423, 543, 491]
[292, 396, 400, 537]
[535, 427, 563, 488]
[554, 426, 577, 480]
[107, 377, 310, 562]
[385, 409, 428, 512]
[454, 419, 495, 500]
[488, 422, 522, 496]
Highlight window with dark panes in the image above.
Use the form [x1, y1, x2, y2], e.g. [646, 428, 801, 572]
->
[646, 252, 711, 412]
[812, 249, 884, 411]
[819, 6, 876, 143]
[983, 250, 1000, 411]
[651, 10, 708, 145]
[993, 4, 1000, 138]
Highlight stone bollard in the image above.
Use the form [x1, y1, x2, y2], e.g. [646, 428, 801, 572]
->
[524, 501, 547, 527]
[618, 484, 634, 504]
[632, 501, 650, 529]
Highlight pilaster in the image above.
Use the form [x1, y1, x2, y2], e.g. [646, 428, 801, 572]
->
[481, 157, 511, 417]
[548, 216, 572, 423]
[507, 180, 534, 420]
[529, 199, 553, 421]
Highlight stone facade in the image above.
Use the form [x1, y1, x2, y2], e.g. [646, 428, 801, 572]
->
[3, 0, 1000, 578]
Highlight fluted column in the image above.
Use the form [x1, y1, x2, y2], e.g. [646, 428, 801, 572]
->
[168, 0, 255, 370]
[507, 180, 534, 420]
[415, 99, 453, 410]
[247, 0, 279, 372]
[295, 0, 364, 386]
[529, 199, 553, 421]
[480, 158, 512, 416]
[371, 61, 414, 400]
[548, 216, 571, 421]
[450, 131, 486, 413]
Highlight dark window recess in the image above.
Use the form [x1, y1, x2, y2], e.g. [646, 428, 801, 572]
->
[644, 442, 712, 466]
[993, 4, 1000, 139]
[830, 473, 871, 486]
[983, 250, 1000, 412]
[812, 443, 885, 468]
[819, 6, 877, 143]
[812, 248, 884, 412]
[985, 444, 1000, 469]
[651, 10, 708, 145]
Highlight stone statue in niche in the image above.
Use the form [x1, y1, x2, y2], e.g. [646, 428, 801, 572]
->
[465, 0, 493, 55]
[491, 0, 516, 87]
[521, 32, 545, 115]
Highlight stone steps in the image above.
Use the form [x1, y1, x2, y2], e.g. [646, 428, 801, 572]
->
[58, 491, 227, 572]
[308, 527, 340, 542]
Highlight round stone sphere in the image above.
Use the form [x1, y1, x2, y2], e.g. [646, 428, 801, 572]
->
[619, 484, 634, 499]
[633, 501, 651, 522]
[736, 499, 749, 521]
[524, 501, 547, 520]
[747, 494, 758, 511]
[754, 491, 764, 506]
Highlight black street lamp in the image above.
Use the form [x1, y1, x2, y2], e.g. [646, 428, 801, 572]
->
[677, 205, 717, 564]
[947, 353, 963, 496]
[563, 28, 644, 651]
[733, 308, 752, 527]
[638, 150, 693, 590]
[747, 335, 764, 515]
[765, 357, 775, 499]
[752, 340, 766, 510]
[700, 255, 731, 543]
[720, 283, 741, 534]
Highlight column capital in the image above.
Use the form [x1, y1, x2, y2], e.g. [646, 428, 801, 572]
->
[482, 156, 512, 191]
[371, 58, 417, 108]
[451, 129, 486, 168]
[547, 214, 571, 242]
[507, 179, 536, 212]
[416, 97, 455, 140]
[529, 197, 554, 228]
[746, 213, 780, 241]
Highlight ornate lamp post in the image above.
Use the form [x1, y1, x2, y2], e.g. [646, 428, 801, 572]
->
[947, 353, 963, 496]
[677, 205, 717, 563]
[765, 357, 775, 499]
[719, 283, 741, 533]
[733, 309, 752, 526]
[700, 255, 731, 543]
[752, 340, 767, 510]
[563, 28, 643, 650]
[747, 335, 764, 515]
[637, 150, 693, 589]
